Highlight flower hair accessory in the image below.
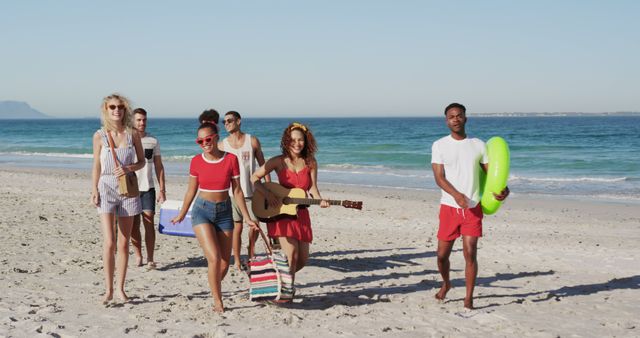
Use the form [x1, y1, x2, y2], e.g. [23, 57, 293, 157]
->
[290, 122, 307, 132]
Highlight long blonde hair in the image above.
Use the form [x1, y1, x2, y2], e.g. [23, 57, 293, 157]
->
[100, 93, 133, 132]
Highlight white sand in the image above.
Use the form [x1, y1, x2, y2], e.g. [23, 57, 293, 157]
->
[1, 167, 639, 337]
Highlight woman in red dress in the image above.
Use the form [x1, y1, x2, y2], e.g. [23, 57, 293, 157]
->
[251, 122, 329, 283]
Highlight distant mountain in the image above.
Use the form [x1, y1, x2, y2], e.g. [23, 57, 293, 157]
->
[0, 101, 51, 119]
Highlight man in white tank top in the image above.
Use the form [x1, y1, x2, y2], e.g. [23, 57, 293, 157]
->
[219, 111, 269, 271]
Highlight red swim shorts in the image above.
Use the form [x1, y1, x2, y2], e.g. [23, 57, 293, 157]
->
[437, 204, 483, 241]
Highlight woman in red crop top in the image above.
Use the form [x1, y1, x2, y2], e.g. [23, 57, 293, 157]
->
[251, 122, 330, 287]
[172, 122, 258, 313]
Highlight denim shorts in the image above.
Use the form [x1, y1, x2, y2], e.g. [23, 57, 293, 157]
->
[190, 197, 234, 232]
[140, 188, 156, 212]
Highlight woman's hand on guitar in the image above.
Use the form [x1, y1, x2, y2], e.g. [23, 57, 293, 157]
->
[320, 199, 330, 208]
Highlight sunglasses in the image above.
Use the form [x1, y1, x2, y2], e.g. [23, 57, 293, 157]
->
[223, 118, 236, 124]
[108, 104, 125, 110]
[196, 134, 217, 145]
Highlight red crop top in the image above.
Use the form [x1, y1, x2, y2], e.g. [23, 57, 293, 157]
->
[189, 153, 240, 192]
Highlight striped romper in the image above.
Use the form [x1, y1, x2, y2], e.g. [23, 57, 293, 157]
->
[96, 129, 142, 216]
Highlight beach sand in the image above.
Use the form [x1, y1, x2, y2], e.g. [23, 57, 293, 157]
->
[1, 167, 639, 337]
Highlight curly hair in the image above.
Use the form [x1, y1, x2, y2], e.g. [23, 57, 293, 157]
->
[280, 122, 317, 166]
[100, 93, 133, 132]
[199, 109, 219, 125]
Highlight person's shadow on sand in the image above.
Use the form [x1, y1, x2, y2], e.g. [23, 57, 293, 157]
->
[459, 274, 640, 310]
[149, 247, 639, 312]
[309, 247, 445, 272]
[157, 247, 439, 272]
[291, 271, 639, 311]
[156, 256, 207, 271]
[291, 249, 638, 311]
[284, 247, 454, 310]
[284, 278, 441, 310]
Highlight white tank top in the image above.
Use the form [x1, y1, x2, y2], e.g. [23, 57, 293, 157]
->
[222, 133, 255, 197]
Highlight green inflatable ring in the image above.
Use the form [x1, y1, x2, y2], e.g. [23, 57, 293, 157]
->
[480, 136, 510, 215]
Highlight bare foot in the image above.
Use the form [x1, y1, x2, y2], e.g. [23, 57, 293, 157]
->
[116, 290, 129, 303]
[146, 261, 157, 270]
[102, 292, 113, 305]
[213, 302, 225, 313]
[434, 282, 451, 301]
[464, 297, 474, 310]
[135, 256, 143, 267]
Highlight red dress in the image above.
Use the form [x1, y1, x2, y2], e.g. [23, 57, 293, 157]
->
[267, 166, 313, 243]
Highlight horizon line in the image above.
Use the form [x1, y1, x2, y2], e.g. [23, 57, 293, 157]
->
[4, 111, 640, 120]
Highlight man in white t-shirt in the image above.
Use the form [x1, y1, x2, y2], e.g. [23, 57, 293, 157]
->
[431, 103, 509, 309]
[219, 111, 268, 271]
[132, 108, 166, 269]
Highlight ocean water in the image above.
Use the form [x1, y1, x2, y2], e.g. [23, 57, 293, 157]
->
[1, 116, 639, 203]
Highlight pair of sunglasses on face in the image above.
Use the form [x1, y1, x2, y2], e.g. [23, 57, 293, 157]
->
[108, 104, 125, 110]
[196, 133, 217, 145]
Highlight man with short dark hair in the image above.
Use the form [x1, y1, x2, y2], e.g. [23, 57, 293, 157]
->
[219, 111, 269, 270]
[131, 108, 166, 269]
[431, 103, 509, 309]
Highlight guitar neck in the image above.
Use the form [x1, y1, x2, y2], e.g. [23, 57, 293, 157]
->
[285, 198, 343, 206]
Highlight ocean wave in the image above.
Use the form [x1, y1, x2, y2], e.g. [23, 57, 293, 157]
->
[0, 151, 93, 159]
[510, 175, 628, 183]
[321, 181, 429, 191]
[323, 163, 387, 170]
[520, 192, 640, 203]
[588, 193, 640, 201]
[319, 167, 430, 179]
[1, 151, 197, 162]
[164, 155, 195, 162]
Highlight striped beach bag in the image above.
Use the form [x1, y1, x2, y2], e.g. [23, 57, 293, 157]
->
[249, 228, 294, 302]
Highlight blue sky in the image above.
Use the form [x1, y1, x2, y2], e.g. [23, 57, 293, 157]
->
[1, 1, 638, 118]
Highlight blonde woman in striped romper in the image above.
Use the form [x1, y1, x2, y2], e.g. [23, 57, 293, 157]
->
[91, 93, 145, 304]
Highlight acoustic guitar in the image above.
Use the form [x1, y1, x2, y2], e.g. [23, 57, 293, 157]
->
[251, 182, 363, 221]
